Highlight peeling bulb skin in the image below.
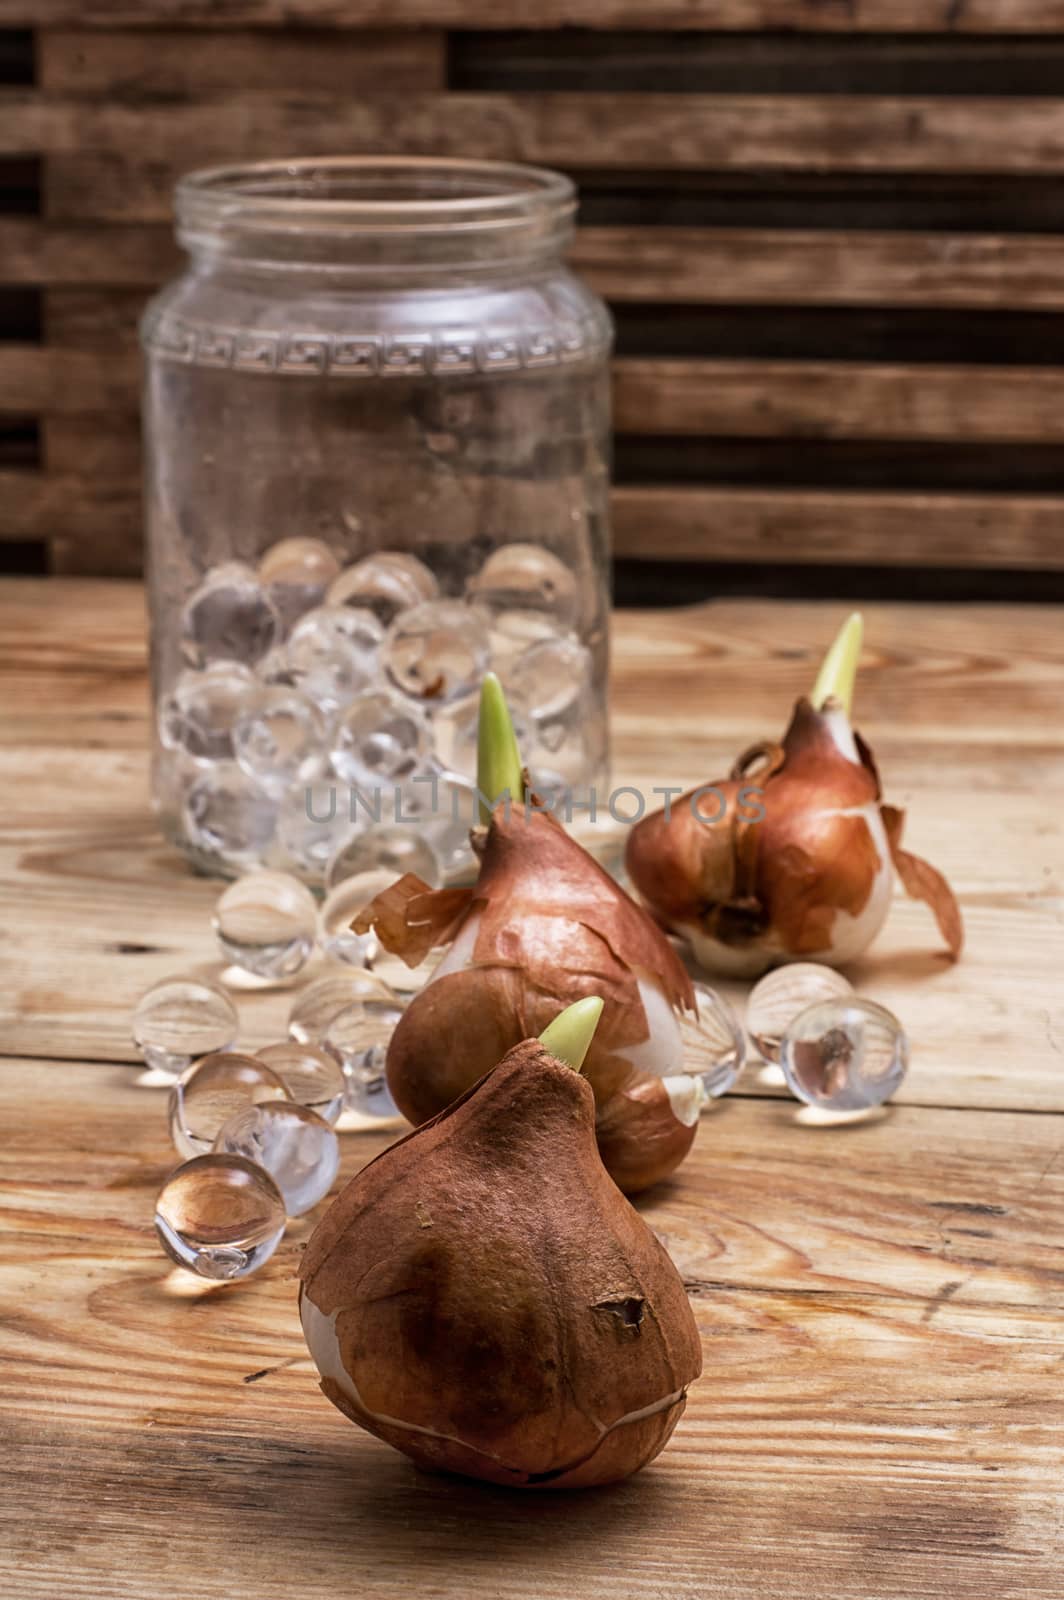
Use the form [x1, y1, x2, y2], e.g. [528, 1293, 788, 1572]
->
[299, 1040, 702, 1488]
[356, 806, 702, 1193]
[625, 695, 963, 976]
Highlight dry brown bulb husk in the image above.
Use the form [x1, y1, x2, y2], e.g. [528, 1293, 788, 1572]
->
[352, 678, 704, 1194]
[299, 999, 703, 1489]
[625, 614, 963, 978]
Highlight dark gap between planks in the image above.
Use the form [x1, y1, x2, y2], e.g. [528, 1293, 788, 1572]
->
[450, 29, 1064, 95]
[574, 170, 1064, 235]
[614, 304, 1064, 366]
[613, 559, 1064, 606]
[614, 435, 1064, 494]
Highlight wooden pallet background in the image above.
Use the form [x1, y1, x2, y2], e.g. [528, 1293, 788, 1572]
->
[6, 5, 1064, 594]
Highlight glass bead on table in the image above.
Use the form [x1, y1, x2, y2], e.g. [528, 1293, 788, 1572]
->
[168, 1051, 289, 1160]
[212, 870, 318, 981]
[155, 1154, 287, 1280]
[286, 970, 396, 1046]
[746, 963, 855, 1064]
[323, 996, 407, 1131]
[678, 982, 746, 1100]
[213, 1101, 339, 1216]
[779, 997, 909, 1112]
[131, 975, 239, 1085]
[256, 1041, 346, 1125]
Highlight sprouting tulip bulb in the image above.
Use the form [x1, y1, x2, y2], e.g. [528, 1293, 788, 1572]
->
[812, 611, 863, 718]
[538, 997, 604, 1073]
[477, 672, 525, 825]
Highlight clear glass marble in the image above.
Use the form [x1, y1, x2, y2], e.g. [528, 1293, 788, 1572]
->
[780, 996, 909, 1111]
[678, 982, 747, 1099]
[506, 635, 591, 742]
[155, 1154, 286, 1280]
[180, 560, 281, 669]
[328, 551, 438, 626]
[325, 820, 442, 893]
[287, 969, 396, 1044]
[257, 1041, 346, 1124]
[258, 536, 342, 630]
[394, 770, 478, 882]
[466, 542, 579, 636]
[276, 778, 361, 880]
[131, 975, 239, 1083]
[212, 870, 318, 980]
[158, 661, 257, 764]
[214, 1101, 339, 1216]
[318, 879, 380, 969]
[286, 605, 384, 712]
[168, 1051, 290, 1159]
[746, 964, 855, 1063]
[322, 827, 443, 988]
[182, 762, 279, 871]
[323, 996, 406, 1127]
[232, 685, 327, 795]
[382, 600, 490, 707]
[329, 688, 433, 793]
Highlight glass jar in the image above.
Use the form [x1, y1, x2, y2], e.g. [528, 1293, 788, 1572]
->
[141, 157, 613, 883]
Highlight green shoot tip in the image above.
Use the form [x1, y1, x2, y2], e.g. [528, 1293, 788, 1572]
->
[477, 672, 525, 825]
[538, 997, 604, 1073]
[811, 611, 863, 717]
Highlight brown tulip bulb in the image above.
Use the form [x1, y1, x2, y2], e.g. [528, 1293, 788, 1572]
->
[299, 1029, 703, 1488]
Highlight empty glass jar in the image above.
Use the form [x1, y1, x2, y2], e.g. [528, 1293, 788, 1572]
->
[142, 157, 613, 880]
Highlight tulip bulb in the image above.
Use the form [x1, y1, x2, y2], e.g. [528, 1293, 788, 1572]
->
[625, 615, 963, 978]
[352, 674, 701, 1193]
[299, 1002, 703, 1488]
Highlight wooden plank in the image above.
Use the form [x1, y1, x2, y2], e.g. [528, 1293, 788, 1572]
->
[7, 0, 1064, 30]
[37, 28, 446, 94]
[42, 288, 147, 352]
[13, 220, 1064, 312]
[42, 418, 142, 478]
[15, 90, 1064, 173]
[611, 485, 1064, 568]
[18, 343, 1064, 446]
[14, 470, 1064, 573]
[4, 1053, 1064, 1598]
[0, 346, 139, 415]
[623, 360, 1064, 445]
[0, 220, 179, 287]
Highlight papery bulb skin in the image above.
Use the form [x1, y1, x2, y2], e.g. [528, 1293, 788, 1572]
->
[626, 697, 962, 977]
[356, 807, 700, 1192]
[299, 1039, 703, 1488]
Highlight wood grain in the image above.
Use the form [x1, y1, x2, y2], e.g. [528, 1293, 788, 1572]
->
[613, 358, 1064, 444]
[37, 27, 447, 93]
[14, 219, 1064, 312]
[16, 90, 1064, 173]
[4, 1063, 1064, 1599]
[5, 0, 1064, 29]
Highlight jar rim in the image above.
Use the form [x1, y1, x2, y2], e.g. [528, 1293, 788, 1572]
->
[176, 156, 576, 238]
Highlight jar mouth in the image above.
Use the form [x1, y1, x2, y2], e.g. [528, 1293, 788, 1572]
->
[177, 157, 576, 241]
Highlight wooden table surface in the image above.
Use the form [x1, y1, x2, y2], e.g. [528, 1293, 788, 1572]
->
[3, 580, 1063, 1600]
